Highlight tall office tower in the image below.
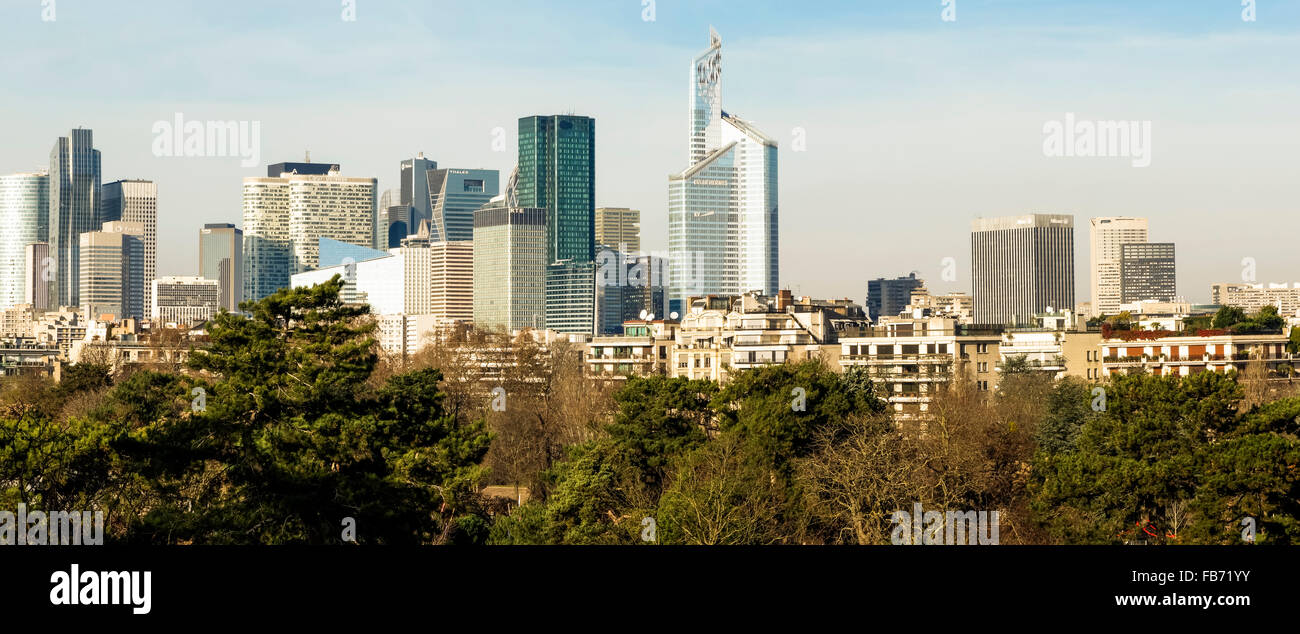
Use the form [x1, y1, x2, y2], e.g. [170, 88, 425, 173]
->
[430, 240, 474, 323]
[1120, 243, 1176, 304]
[25, 243, 51, 310]
[400, 154, 438, 232]
[595, 207, 641, 255]
[866, 273, 924, 321]
[49, 128, 102, 308]
[400, 222, 433, 315]
[971, 214, 1075, 326]
[199, 223, 243, 312]
[668, 29, 779, 315]
[517, 115, 596, 264]
[427, 168, 499, 242]
[595, 252, 666, 335]
[378, 188, 411, 248]
[0, 171, 49, 309]
[101, 180, 158, 312]
[1089, 217, 1149, 317]
[152, 276, 221, 326]
[78, 221, 145, 320]
[546, 260, 597, 334]
[472, 198, 546, 332]
[266, 160, 339, 178]
[242, 168, 377, 301]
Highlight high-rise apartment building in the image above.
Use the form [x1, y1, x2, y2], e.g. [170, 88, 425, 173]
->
[79, 221, 145, 320]
[242, 168, 377, 301]
[101, 180, 157, 312]
[1120, 243, 1176, 304]
[1089, 217, 1149, 317]
[595, 207, 641, 255]
[866, 274, 924, 321]
[0, 172, 49, 309]
[1212, 283, 1300, 316]
[472, 199, 546, 333]
[49, 129, 102, 308]
[152, 276, 221, 326]
[199, 223, 243, 312]
[668, 29, 778, 314]
[427, 168, 499, 243]
[400, 154, 438, 233]
[971, 214, 1075, 326]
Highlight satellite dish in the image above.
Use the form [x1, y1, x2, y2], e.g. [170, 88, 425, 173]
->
[670, 311, 679, 320]
[639, 310, 648, 320]
[646, 314, 655, 322]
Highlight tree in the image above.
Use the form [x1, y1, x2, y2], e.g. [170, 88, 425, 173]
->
[656, 434, 791, 545]
[1212, 306, 1247, 330]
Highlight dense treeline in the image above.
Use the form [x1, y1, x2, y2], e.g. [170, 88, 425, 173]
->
[1, 279, 1296, 544]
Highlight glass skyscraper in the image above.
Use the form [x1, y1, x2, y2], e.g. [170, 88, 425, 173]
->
[199, 223, 243, 312]
[427, 168, 499, 243]
[101, 180, 157, 314]
[0, 171, 49, 309]
[400, 154, 438, 234]
[517, 115, 596, 264]
[668, 29, 779, 315]
[49, 128, 102, 308]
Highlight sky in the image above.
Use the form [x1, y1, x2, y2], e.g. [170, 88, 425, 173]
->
[1, 0, 1297, 305]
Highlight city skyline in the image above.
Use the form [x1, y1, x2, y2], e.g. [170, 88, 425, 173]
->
[1, 1, 1298, 305]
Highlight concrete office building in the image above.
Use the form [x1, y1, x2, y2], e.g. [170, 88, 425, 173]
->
[595, 207, 641, 255]
[472, 200, 546, 333]
[1090, 217, 1148, 317]
[101, 180, 158, 312]
[152, 276, 221, 326]
[24, 243, 51, 311]
[78, 221, 145, 320]
[971, 214, 1075, 326]
[866, 274, 924, 321]
[1120, 242, 1176, 304]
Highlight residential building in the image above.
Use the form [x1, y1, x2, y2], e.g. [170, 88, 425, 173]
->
[1211, 283, 1300, 317]
[1100, 332, 1298, 379]
[472, 200, 546, 333]
[100, 180, 158, 313]
[1120, 242, 1176, 304]
[840, 316, 1003, 419]
[668, 29, 778, 314]
[49, 128, 102, 308]
[867, 274, 924, 321]
[0, 171, 49, 309]
[199, 223, 243, 312]
[1090, 217, 1149, 317]
[151, 276, 221, 326]
[904, 286, 974, 323]
[586, 320, 679, 379]
[971, 214, 1075, 326]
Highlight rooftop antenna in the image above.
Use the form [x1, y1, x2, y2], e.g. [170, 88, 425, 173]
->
[305, 151, 311, 163]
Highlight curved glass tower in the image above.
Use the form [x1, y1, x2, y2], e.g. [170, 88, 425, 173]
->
[0, 171, 49, 309]
[669, 29, 779, 314]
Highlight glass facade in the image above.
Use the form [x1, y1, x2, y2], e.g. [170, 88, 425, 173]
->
[517, 115, 595, 264]
[400, 154, 438, 233]
[669, 31, 779, 311]
[49, 129, 102, 308]
[199, 223, 243, 312]
[427, 168, 499, 243]
[0, 172, 49, 309]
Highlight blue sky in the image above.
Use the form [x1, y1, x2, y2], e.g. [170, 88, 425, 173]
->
[2, 0, 1297, 304]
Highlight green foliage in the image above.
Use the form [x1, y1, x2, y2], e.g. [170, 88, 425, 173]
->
[1031, 372, 1300, 544]
[1213, 306, 1247, 330]
[1289, 327, 1300, 354]
[1037, 378, 1098, 454]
